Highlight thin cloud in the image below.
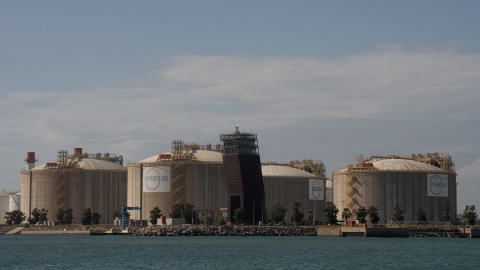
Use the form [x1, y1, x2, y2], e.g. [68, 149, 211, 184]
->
[457, 158, 480, 211]
[1, 44, 479, 200]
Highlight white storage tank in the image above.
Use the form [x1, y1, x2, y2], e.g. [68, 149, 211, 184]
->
[333, 157, 457, 224]
[262, 165, 326, 224]
[9, 193, 20, 212]
[127, 145, 226, 225]
[20, 149, 127, 224]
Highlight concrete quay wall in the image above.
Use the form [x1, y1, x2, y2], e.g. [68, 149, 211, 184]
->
[21, 230, 91, 236]
[317, 226, 408, 237]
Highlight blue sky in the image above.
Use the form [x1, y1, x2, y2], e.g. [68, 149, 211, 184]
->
[1, 1, 479, 212]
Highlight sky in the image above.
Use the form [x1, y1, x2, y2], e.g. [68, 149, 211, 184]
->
[1, 1, 479, 213]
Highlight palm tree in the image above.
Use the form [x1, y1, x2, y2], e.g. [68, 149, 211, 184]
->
[342, 208, 352, 225]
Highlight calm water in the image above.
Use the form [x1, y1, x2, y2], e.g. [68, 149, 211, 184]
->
[0, 235, 478, 269]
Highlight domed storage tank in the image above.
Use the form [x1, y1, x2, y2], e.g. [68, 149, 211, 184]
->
[0, 191, 18, 224]
[326, 179, 333, 202]
[262, 165, 326, 224]
[333, 158, 457, 224]
[127, 154, 173, 222]
[9, 193, 20, 212]
[127, 147, 226, 224]
[20, 149, 127, 224]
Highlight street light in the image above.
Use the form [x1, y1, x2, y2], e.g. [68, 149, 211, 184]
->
[253, 200, 255, 226]
[261, 201, 264, 225]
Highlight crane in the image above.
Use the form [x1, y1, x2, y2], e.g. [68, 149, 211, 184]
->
[121, 206, 141, 231]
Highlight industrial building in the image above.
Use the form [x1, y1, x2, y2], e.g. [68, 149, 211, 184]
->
[127, 141, 227, 225]
[127, 132, 329, 225]
[0, 190, 20, 224]
[333, 153, 457, 224]
[20, 149, 127, 224]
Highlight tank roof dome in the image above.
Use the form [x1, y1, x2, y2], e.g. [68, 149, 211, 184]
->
[371, 159, 446, 172]
[262, 165, 317, 177]
[139, 150, 223, 163]
[33, 158, 126, 171]
[334, 159, 448, 174]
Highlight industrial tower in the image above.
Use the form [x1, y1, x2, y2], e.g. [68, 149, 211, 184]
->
[220, 127, 265, 225]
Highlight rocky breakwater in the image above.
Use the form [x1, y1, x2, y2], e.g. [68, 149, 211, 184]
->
[132, 225, 316, 236]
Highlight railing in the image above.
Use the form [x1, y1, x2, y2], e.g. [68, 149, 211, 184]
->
[386, 221, 457, 231]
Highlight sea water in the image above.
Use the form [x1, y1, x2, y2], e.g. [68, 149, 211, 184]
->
[0, 235, 478, 269]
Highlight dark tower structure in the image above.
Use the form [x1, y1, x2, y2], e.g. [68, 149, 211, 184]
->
[220, 127, 265, 225]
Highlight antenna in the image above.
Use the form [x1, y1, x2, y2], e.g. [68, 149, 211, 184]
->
[243, 115, 245, 131]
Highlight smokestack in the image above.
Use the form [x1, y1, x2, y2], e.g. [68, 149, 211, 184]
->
[74, 148, 83, 156]
[26, 152, 37, 170]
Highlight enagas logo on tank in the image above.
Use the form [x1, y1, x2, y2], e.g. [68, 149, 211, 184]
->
[309, 179, 324, 200]
[427, 174, 448, 197]
[143, 166, 170, 193]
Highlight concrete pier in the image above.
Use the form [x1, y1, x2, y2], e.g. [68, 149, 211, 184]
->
[317, 226, 408, 237]
[21, 230, 91, 236]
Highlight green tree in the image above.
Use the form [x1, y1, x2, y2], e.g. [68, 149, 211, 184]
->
[150, 207, 162, 225]
[57, 209, 65, 223]
[169, 203, 195, 223]
[463, 205, 478, 226]
[182, 203, 195, 224]
[305, 209, 314, 225]
[57, 208, 73, 224]
[112, 211, 121, 221]
[233, 207, 245, 224]
[170, 204, 183, 218]
[342, 208, 352, 224]
[415, 208, 427, 221]
[28, 208, 47, 224]
[267, 202, 287, 224]
[4, 210, 25, 225]
[217, 217, 227, 225]
[323, 202, 339, 225]
[39, 209, 48, 223]
[368, 205, 380, 225]
[91, 212, 101, 225]
[291, 201, 304, 225]
[443, 200, 450, 222]
[392, 203, 405, 221]
[354, 207, 368, 224]
[28, 208, 40, 224]
[63, 209, 73, 224]
[81, 208, 92, 225]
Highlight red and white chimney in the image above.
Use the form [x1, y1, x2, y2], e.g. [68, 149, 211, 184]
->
[74, 148, 83, 156]
[26, 152, 37, 170]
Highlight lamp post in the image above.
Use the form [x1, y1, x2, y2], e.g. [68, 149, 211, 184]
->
[261, 201, 264, 225]
[253, 200, 255, 226]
